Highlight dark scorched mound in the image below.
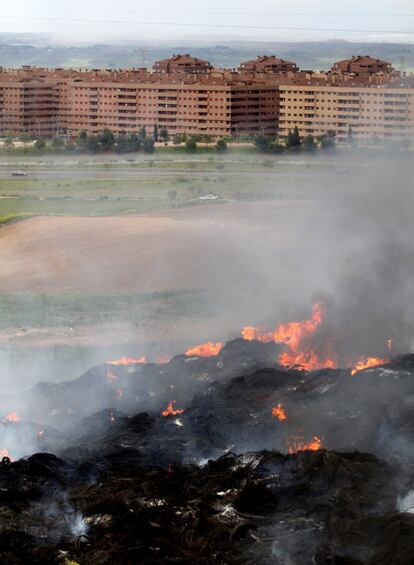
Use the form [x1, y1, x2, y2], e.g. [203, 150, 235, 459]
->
[0, 340, 413, 563]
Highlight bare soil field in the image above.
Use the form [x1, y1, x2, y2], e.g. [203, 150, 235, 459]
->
[0, 201, 308, 293]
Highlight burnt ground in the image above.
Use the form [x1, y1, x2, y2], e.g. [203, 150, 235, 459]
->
[0, 340, 413, 563]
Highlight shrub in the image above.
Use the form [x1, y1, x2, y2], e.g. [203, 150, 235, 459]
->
[215, 139, 227, 152]
[185, 138, 197, 153]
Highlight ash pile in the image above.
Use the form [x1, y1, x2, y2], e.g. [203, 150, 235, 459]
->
[0, 339, 414, 564]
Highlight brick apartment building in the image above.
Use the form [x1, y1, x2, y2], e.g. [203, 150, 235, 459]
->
[278, 82, 414, 142]
[0, 54, 413, 142]
[277, 57, 414, 142]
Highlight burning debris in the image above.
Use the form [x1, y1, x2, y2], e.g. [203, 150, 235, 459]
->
[185, 341, 223, 357]
[271, 403, 287, 422]
[0, 307, 413, 562]
[2, 412, 21, 424]
[351, 356, 389, 375]
[101, 302, 392, 376]
[287, 435, 323, 453]
[0, 447, 11, 460]
[162, 400, 184, 417]
[241, 302, 338, 371]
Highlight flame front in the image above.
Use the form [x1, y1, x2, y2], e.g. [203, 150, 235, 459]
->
[108, 356, 147, 366]
[242, 303, 337, 371]
[0, 448, 12, 460]
[287, 436, 323, 453]
[272, 404, 287, 422]
[162, 400, 184, 417]
[351, 357, 387, 376]
[241, 326, 260, 341]
[185, 342, 223, 357]
[2, 412, 21, 423]
[273, 302, 324, 350]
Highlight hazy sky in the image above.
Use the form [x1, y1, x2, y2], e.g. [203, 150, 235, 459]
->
[0, 0, 413, 42]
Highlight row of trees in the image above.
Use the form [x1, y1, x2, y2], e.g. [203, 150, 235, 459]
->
[254, 126, 336, 154]
[180, 136, 227, 153]
[2, 125, 342, 155]
[26, 127, 230, 154]
[76, 127, 157, 153]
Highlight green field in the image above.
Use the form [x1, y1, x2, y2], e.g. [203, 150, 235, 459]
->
[0, 289, 229, 330]
[0, 153, 335, 222]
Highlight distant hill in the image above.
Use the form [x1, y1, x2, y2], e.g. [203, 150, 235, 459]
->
[0, 34, 414, 72]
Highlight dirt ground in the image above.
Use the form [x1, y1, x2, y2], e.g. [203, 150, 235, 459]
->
[0, 201, 309, 293]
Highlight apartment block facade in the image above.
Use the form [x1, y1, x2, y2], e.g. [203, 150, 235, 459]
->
[278, 82, 414, 142]
[0, 54, 413, 142]
[63, 77, 280, 137]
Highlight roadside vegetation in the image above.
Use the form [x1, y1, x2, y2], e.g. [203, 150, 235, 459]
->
[0, 127, 230, 157]
[1, 124, 410, 159]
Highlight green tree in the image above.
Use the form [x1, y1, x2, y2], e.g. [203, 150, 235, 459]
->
[160, 128, 169, 143]
[138, 126, 147, 140]
[77, 130, 88, 146]
[98, 128, 115, 150]
[286, 126, 301, 149]
[185, 138, 197, 152]
[153, 124, 159, 142]
[201, 134, 213, 146]
[51, 137, 65, 150]
[142, 137, 155, 153]
[347, 125, 355, 145]
[173, 133, 187, 145]
[215, 139, 227, 153]
[320, 137, 336, 151]
[272, 143, 285, 154]
[34, 138, 46, 151]
[85, 135, 100, 152]
[116, 134, 129, 153]
[129, 133, 142, 152]
[302, 134, 317, 152]
[254, 135, 272, 152]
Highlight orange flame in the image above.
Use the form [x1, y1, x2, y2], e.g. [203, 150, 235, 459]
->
[241, 326, 260, 341]
[3, 412, 21, 423]
[351, 357, 387, 376]
[185, 342, 223, 357]
[162, 400, 184, 417]
[108, 356, 147, 366]
[0, 448, 12, 461]
[241, 303, 337, 371]
[287, 436, 323, 453]
[273, 302, 324, 350]
[272, 404, 287, 422]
